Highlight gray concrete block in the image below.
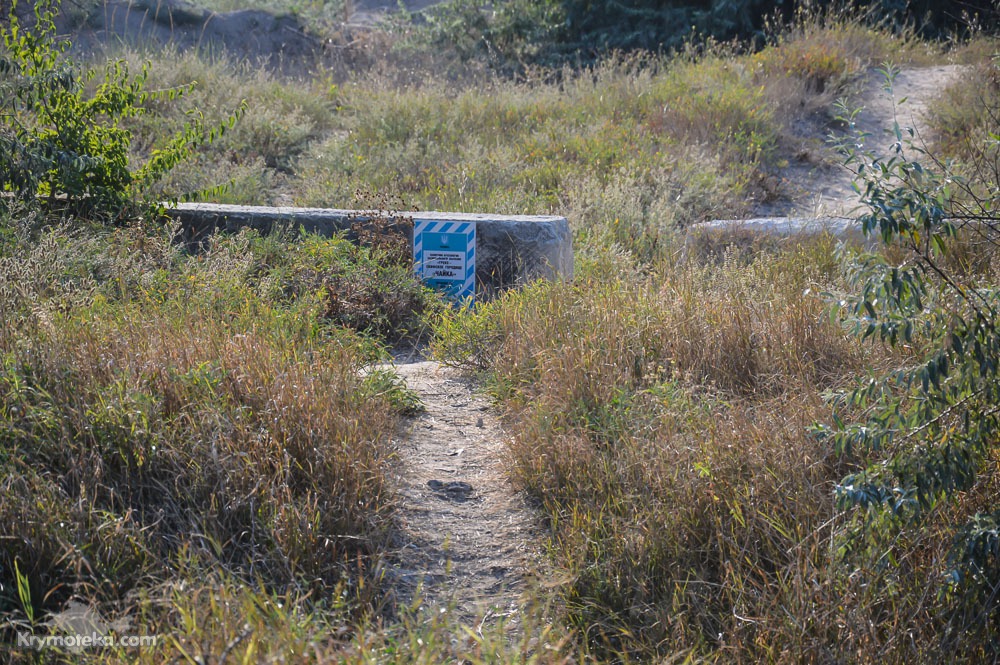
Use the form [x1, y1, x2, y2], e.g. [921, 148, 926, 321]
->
[164, 203, 573, 292]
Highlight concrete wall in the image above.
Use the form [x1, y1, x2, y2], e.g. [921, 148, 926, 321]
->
[164, 203, 573, 292]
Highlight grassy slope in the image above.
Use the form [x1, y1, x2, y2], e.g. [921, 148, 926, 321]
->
[3, 5, 1000, 663]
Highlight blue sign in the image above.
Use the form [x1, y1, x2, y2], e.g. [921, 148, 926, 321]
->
[413, 220, 476, 302]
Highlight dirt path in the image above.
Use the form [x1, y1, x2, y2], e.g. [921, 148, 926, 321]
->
[386, 358, 541, 628]
[758, 65, 967, 218]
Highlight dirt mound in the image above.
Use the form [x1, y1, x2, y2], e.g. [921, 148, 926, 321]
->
[69, 0, 323, 69]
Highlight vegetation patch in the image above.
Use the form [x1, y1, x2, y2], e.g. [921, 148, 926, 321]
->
[0, 208, 442, 660]
[4, 0, 1000, 661]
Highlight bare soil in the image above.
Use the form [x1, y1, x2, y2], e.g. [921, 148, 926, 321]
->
[757, 65, 967, 218]
[385, 358, 543, 629]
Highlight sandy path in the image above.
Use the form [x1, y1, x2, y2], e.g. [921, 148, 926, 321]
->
[759, 65, 967, 218]
[385, 359, 541, 628]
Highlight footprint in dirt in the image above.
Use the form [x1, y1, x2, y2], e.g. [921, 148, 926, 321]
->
[427, 479, 476, 501]
[389, 359, 543, 624]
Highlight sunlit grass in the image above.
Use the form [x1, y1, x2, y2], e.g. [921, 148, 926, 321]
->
[4, 4, 999, 661]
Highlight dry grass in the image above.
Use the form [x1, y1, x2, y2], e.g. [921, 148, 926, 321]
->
[0, 218, 443, 660]
[106, 22, 903, 238]
[925, 59, 1000, 165]
[431, 234, 1000, 661]
[103, 10, 949, 264]
[5, 5, 1000, 661]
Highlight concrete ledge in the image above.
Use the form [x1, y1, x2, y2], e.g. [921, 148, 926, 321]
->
[692, 216, 865, 239]
[164, 203, 573, 291]
[688, 216, 875, 250]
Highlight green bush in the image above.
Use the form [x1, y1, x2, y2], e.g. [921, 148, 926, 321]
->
[0, 0, 244, 222]
[252, 228, 444, 343]
[400, 0, 1000, 68]
[819, 68, 1000, 650]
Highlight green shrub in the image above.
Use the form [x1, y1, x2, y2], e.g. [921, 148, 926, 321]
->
[819, 68, 1000, 653]
[398, 0, 993, 68]
[0, 0, 244, 222]
[254, 229, 444, 343]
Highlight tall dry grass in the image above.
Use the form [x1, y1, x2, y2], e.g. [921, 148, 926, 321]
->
[4, 5, 999, 660]
[106, 12, 932, 253]
[0, 218, 443, 660]
[432, 234, 998, 661]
